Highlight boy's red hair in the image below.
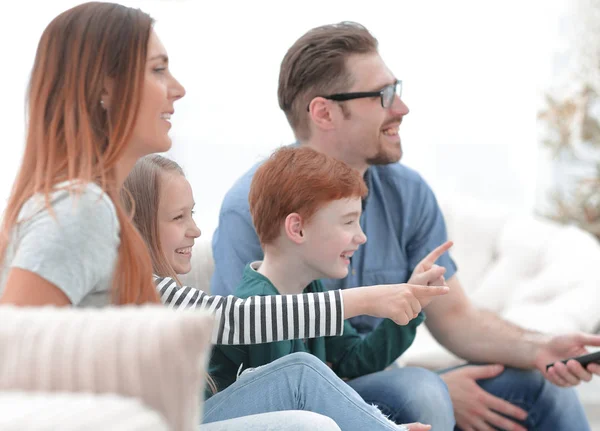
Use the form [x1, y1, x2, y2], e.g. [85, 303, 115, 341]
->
[249, 146, 367, 245]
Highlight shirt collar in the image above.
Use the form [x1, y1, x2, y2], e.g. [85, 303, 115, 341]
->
[362, 167, 373, 210]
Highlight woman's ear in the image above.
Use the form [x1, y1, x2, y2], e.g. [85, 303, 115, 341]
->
[100, 77, 114, 110]
[284, 213, 305, 244]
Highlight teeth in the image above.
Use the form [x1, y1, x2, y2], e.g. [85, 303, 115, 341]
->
[176, 247, 191, 254]
[161, 113, 171, 120]
[382, 127, 399, 136]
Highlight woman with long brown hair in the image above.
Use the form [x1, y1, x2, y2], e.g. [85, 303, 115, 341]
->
[0, 3, 422, 430]
[0, 1, 181, 307]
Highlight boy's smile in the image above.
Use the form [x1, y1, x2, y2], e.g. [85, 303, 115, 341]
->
[301, 197, 367, 280]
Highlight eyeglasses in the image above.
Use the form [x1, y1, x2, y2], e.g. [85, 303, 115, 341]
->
[307, 80, 402, 111]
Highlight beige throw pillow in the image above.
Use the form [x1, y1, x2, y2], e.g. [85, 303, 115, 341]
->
[0, 305, 214, 431]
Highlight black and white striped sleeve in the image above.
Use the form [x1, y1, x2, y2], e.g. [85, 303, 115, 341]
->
[154, 277, 345, 345]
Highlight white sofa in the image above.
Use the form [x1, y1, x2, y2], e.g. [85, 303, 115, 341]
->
[182, 194, 600, 428]
[2, 194, 599, 429]
[0, 392, 170, 431]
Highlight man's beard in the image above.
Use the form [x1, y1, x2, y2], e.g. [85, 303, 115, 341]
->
[366, 141, 402, 165]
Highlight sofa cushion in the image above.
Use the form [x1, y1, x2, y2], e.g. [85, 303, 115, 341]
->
[0, 305, 213, 431]
[398, 196, 600, 369]
[0, 391, 169, 431]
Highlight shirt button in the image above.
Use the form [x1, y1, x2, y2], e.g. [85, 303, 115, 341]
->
[351, 269, 356, 276]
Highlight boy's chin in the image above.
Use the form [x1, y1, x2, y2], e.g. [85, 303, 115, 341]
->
[323, 267, 349, 280]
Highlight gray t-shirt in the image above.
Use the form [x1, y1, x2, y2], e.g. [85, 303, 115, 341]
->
[0, 182, 120, 307]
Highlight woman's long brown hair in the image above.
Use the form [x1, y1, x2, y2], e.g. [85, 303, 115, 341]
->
[0, 2, 160, 305]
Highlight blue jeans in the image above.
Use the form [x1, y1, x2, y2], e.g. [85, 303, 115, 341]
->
[347, 367, 456, 429]
[440, 365, 591, 431]
[203, 352, 404, 430]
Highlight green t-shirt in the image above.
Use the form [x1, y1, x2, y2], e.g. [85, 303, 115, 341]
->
[208, 263, 425, 396]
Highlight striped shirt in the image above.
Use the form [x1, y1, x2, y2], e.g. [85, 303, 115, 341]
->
[154, 275, 344, 345]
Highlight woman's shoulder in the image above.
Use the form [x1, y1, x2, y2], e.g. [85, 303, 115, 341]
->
[3, 181, 121, 307]
[19, 181, 118, 227]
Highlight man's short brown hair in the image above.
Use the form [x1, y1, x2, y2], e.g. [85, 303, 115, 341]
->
[278, 22, 378, 141]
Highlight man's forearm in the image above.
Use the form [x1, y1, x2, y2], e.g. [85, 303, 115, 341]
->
[432, 307, 550, 368]
[425, 277, 550, 368]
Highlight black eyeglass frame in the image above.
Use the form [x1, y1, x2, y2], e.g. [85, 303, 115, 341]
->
[306, 80, 402, 112]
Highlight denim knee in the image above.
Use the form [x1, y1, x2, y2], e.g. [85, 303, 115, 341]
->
[238, 352, 331, 386]
[277, 351, 326, 369]
[349, 366, 454, 426]
[396, 368, 453, 416]
[475, 367, 589, 430]
[506, 368, 581, 412]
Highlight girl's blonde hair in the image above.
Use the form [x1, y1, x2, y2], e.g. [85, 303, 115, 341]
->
[122, 154, 184, 284]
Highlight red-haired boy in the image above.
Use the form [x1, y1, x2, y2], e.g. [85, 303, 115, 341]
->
[209, 146, 450, 425]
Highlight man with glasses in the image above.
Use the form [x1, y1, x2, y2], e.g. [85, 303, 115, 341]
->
[211, 22, 595, 430]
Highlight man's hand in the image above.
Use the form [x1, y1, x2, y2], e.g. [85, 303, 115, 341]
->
[536, 333, 600, 386]
[441, 365, 528, 431]
[408, 241, 453, 287]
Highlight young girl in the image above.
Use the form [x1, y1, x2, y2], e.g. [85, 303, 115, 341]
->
[0, 3, 419, 430]
[124, 154, 432, 431]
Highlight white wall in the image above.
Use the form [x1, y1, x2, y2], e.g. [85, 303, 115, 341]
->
[0, 0, 564, 234]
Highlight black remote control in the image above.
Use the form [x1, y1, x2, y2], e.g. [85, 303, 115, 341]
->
[546, 351, 600, 371]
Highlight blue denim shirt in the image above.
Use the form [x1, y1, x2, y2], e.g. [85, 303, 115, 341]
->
[211, 158, 457, 334]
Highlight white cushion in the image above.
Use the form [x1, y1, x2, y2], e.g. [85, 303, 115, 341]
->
[398, 196, 600, 369]
[0, 391, 169, 431]
[0, 305, 214, 431]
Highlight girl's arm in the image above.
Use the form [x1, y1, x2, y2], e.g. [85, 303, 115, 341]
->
[156, 276, 436, 345]
[156, 277, 344, 345]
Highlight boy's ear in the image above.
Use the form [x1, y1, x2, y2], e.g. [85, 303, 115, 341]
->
[284, 213, 305, 244]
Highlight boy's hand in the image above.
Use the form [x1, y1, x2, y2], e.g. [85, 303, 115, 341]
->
[408, 241, 453, 286]
[371, 283, 449, 326]
[410, 284, 450, 309]
[343, 242, 452, 323]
